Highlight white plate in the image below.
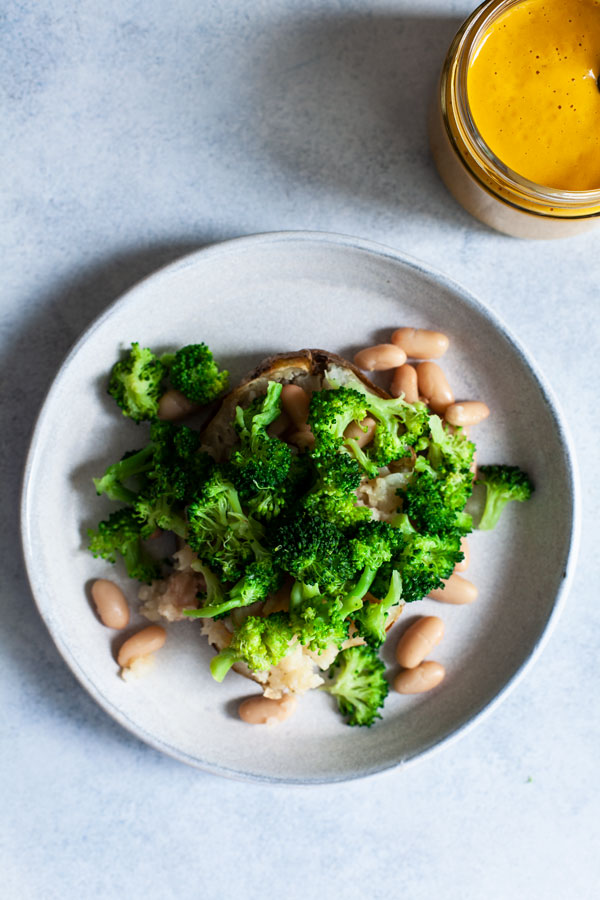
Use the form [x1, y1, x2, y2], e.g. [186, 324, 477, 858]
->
[21, 232, 579, 783]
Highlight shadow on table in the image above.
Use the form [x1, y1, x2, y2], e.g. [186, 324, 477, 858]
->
[250, 11, 475, 228]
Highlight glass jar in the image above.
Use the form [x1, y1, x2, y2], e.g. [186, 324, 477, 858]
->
[429, 0, 600, 239]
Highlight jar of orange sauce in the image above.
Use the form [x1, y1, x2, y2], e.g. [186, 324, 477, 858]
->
[430, 0, 600, 238]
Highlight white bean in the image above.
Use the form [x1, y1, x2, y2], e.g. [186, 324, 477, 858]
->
[158, 389, 198, 421]
[390, 364, 419, 403]
[354, 344, 407, 371]
[238, 694, 297, 725]
[445, 401, 490, 427]
[281, 384, 310, 429]
[416, 362, 454, 414]
[396, 616, 444, 669]
[91, 579, 130, 629]
[391, 328, 449, 359]
[117, 626, 167, 668]
[394, 661, 445, 694]
[428, 574, 478, 605]
[344, 417, 377, 448]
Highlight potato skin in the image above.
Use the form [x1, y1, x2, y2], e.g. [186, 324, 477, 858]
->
[201, 349, 390, 458]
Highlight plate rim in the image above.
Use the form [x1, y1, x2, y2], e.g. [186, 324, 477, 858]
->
[20, 230, 581, 784]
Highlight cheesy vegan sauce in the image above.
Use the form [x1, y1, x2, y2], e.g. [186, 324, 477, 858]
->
[467, 0, 600, 190]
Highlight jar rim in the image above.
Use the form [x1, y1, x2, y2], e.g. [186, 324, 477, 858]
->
[443, 0, 600, 211]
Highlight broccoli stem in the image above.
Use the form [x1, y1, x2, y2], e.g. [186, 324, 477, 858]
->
[93, 444, 155, 502]
[340, 566, 377, 617]
[209, 649, 239, 682]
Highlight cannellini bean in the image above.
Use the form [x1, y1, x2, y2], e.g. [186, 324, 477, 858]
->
[395, 616, 444, 669]
[454, 537, 470, 572]
[289, 426, 315, 450]
[91, 579, 130, 629]
[445, 401, 490, 427]
[158, 389, 199, 421]
[390, 364, 419, 403]
[269, 410, 291, 438]
[281, 384, 310, 429]
[344, 416, 377, 448]
[238, 694, 297, 725]
[391, 328, 449, 359]
[415, 362, 454, 414]
[394, 661, 445, 694]
[117, 625, 167, 668]
[354, 344, 407, 371]
[428, 574, 478, 605]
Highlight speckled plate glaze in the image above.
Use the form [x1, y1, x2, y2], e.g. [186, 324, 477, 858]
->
[21, 232, 579, 784]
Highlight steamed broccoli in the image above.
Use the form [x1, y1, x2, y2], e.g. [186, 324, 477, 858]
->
[163, 343, 229, 405]
[353, 570, 402, 647]
[93, 445, 155, 503]
[87, 507, 160, 583]
[323, 645, 389, 727]
[186, 468, 266, 581]
[92, 421, 214, 541]
[189, 557, 282, 619]
[269, 511, 358, 594]
[288, 581, 350, 652]
[302, 451, 371, 528]
[477, 464, 534, 531]
[308, 382, 431, 479]
[228, 382, 296, 520]
[209, 613, 294, 682]
[401, 465, 472, 537]
[107, 342, 167, 422]
[308, 387, 370, 462]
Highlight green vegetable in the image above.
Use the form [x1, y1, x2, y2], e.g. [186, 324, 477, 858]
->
[353, 570, 402, 647]
[164, 343, 229, 405]
[186, 468, 266, 582]
[107, 342, 167, 423]
[87, 507, 160, 583]
[477, 464, 534, 531]
[323, 645, 389, 727]
[227, 382, 298, 521]
[209, 613, 294, 682]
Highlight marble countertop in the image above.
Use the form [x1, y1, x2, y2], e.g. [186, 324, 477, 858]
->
[2, 1, 598, 897]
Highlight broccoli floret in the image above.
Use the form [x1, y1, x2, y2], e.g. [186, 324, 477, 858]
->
[186, 468, 266, 581]
[354, 570, 402, 647]
[323, 645, 389, 727]
[228, 382, 296, 521]
[426, 415, 476, 478]
[302, 485, 372, 528]
[209, 613, 294, 682]
[107, 342, 167, 422]
[397, 521, 463, 603]
[302, 451, 370, 528]
[87, 507, 160, 583]
[93, 445, 155, 503]
[289, 581, 350, 652]
[164, 343, 229, 405]
[308, 387, 370, 461]
[93, 421, 214, 540]
[269, 511, 358, 594]
[401, 465, 472, 537]
[190, 558, 282, 619]
[477, 464, 534, 531]
[309, 382, 431, 479]
[349, 520, 404, 571]
[133, 493, 188, 538]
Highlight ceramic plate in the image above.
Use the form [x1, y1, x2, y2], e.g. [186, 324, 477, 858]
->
[21, 232, 579, 783]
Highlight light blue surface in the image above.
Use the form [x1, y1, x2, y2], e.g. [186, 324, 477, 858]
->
[2, 0, 598, 897]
